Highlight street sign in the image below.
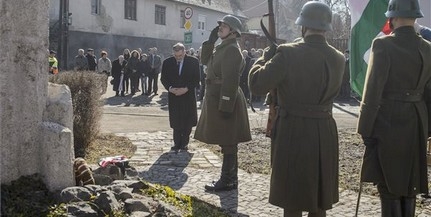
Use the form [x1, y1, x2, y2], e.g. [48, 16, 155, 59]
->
[184, 32, 192, 44]
[184, 20, 192, 31]
[184, 7, 193, 19]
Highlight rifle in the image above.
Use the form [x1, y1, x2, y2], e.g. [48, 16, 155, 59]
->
[261, 0, 278, 138]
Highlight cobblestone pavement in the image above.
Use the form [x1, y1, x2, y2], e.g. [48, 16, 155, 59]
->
[116, 131, 431, 217]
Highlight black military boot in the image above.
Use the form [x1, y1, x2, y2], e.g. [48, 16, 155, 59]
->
[205, 154, 237, 191]
[308, 209, 326, 217]
[401, 197, 416, 217]
[380, 198, 402, 217]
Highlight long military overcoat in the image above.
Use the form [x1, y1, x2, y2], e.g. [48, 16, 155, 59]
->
[357, 26, 431, 196]
[194, 38, 251, 145]
[161, 55, 200, 129]
[249, 35, 345, 212]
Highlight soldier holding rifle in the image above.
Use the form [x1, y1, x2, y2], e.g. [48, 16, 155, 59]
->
[249, 2, 345, 217]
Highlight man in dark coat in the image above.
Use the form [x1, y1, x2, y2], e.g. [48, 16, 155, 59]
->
[85, 48, 97, 71]
[357, 0, 431, 216]
[194, 15, 251, 192]
[161, 43, 200, 151]
[249, 2, 344, 216]
[111, 55, 127, 97]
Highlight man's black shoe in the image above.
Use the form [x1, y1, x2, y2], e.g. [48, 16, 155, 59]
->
[170, 145, 180, 152]
[205, 180, 237, 192]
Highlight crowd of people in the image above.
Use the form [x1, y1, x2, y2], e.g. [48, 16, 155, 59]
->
[64, 42, 264, 103]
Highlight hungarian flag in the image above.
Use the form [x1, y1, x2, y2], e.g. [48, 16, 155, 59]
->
[349, 0, 389, 96]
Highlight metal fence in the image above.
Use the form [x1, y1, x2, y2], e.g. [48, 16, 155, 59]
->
[327, 38, 349, 53]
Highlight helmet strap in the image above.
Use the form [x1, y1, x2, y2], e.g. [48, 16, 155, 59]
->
[220, 31, 236, 40]
[301, 26, 307, 38]
[389, 18, 394, 30]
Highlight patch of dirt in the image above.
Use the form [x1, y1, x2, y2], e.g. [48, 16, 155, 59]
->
[84, 133, 137, 165]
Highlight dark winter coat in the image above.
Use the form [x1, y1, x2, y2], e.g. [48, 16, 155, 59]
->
[194, 38, 251, 145]
[111, 59, 127, 91]
[357, 26, 431, 196]
[249, 34, 345, 212]
[138, 58, 151, 77]
[161, 55, 200, 129]
[86, 54, 97, 71]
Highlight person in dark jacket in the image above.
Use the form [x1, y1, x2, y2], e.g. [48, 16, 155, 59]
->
[357, 0, 431, 216]
[123, 49, 131, 94]
[161, 43, 200, 151]
[85, 48, 97, 71]
[249, 2, 344, 216]
[111, 55, 127, 97]
[125, 50, 140, 95]
[138, 53, 151, 95]
[240, 50, 252, 102]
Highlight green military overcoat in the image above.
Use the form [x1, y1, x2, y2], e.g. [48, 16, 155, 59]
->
[194, 38, 251, 145]
[357, 26, 431, 196]
[249, 35, 345, 212]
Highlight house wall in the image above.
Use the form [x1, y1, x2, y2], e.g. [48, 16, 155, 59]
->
[50, 0, 235, 69]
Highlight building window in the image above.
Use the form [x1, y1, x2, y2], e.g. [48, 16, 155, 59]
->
[198, 15, 206, 31]
[91, 0, 101, 15]
[180, 10, 186, 28]
[155, 5, 166, 25]
[125, 0, 137, 20]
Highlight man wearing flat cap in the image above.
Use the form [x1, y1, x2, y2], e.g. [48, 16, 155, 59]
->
[86, 48, 97, 71]
[161, 43, 200, 151]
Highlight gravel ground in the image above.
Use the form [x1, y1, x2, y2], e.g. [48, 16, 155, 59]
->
[198, 128, 431, 209]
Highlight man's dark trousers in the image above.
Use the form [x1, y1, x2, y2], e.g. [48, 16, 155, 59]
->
[148, 69, 159, 94]
[173, 128, 192, 148]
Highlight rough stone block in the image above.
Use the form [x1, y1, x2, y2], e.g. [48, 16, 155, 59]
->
[44, 83, 73, 131]
[40, 122, 75, 191]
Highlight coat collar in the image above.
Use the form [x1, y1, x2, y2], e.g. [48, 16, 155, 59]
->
[215, 38, 238, 51]
[303, 34, 327, 44]
[392, 26, 416, 36]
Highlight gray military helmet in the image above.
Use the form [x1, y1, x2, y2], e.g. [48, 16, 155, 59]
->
[295, 1, 332, 31]
[385, 0, 423, 18]
[217, 15, 242, 37]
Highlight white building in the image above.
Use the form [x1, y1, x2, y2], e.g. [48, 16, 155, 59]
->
[49, 0, 246, 69]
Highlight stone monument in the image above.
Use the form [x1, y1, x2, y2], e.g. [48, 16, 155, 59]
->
[0, 0, 75, 191]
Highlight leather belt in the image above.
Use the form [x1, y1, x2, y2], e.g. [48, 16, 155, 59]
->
[278, 103, 333, 119]
[383, 90, 423, 102]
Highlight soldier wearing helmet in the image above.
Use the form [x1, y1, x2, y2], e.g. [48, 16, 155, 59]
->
[357, 0, 430, 216]
[249, 2, 344, 216]
[194, 15, 251, 192]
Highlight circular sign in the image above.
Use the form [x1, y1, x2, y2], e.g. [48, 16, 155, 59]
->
[184, 7, 193, 19]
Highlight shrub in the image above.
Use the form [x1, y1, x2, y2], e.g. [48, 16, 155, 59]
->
[49, 71, 105, 157]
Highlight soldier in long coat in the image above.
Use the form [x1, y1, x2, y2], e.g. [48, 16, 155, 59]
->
[249, 2, 344, 216]
[357, 0, 430, 216]
[161, 43, 200, 151]
[194, 15, 251, 192]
